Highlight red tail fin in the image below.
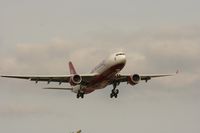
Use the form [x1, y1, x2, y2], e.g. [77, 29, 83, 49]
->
[69, 61, 77, 74]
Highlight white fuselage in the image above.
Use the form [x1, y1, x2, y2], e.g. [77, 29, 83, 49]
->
[73, 52, 126, 94]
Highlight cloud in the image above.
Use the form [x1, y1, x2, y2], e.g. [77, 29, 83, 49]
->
[0, 25, 199, 88]
[0, 104, 50, 117]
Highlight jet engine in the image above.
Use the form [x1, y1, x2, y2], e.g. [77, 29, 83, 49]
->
[70, 74, 82, 86]
[128, 74, 141, 85]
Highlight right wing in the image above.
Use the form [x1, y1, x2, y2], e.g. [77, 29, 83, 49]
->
[1, 74, 98, 85]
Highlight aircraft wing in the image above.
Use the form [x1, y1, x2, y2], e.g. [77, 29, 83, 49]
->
[140, 73, 175, 81]
[113, 71, 178, 83]
[1, 74, 98, 85]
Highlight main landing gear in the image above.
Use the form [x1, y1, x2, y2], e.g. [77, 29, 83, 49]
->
[110, 89, 119, 98]
[110, 81, 120, 98]
[77, 91, 85, 99]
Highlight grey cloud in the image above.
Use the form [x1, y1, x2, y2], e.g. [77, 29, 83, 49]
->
[0, 26, 200, 87]
[0, 25, 200, 133]
[0, 104, 50, 117]
[1, 0, 200, 132]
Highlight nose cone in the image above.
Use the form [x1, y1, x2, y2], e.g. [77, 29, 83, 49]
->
[118, 54, 126, 65]
[108, 52, 126, 66]
[114, 53, 126, 71]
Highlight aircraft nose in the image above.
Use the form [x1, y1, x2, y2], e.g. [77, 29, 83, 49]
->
[121, 55, 126, 64]
[117, 55, 126, 64]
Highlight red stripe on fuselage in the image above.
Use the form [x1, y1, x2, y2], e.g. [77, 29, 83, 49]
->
[82, 63, 125, 94]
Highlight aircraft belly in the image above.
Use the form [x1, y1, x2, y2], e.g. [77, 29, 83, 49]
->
[83, 63, 125, 94]
[93, 81, 109, 89]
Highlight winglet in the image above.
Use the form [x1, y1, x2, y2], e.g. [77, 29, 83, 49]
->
[69, 61, 77, 74]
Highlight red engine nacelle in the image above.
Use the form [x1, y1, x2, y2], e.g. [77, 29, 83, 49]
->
[70, 74, 82, 86]
[128, 74, 141, 85]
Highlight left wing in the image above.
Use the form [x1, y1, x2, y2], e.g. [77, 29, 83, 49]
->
[140, 73, 174, 82]
[1, 74, 98, 85]
[112, 71, 178, 84]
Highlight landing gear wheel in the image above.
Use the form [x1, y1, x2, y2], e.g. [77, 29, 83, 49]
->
[110, 92, 118, 98]
[81, 93, 84, 98]
[110, 93, 113, 98]
[77, 91, 85, 99]
[77, 93, 80, 99]
[110, 89, 119, 98]
[115, 89, 119, 94]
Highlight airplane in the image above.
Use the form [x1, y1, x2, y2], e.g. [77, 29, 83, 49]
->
[1, 52, 177, 98]
[71, 130, 81, 133]
[76, 130, 81, 133]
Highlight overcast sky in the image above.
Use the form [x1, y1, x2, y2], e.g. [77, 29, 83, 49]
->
[0, 0, 200, 133]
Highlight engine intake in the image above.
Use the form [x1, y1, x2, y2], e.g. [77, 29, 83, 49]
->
[70, 74, 82, 86]
[129, 74, 141, 85]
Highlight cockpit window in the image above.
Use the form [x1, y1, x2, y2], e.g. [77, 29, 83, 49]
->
[116, 53, 125, 56]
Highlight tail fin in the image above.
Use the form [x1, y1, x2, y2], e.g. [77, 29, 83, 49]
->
[69, 61, 77, 74]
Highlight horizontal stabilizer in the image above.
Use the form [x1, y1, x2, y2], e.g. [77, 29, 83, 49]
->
[43, 87, 73, 90]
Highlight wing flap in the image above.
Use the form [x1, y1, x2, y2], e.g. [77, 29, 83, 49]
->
[30, 77, 69, 83]
[43, 87, 73, 90]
